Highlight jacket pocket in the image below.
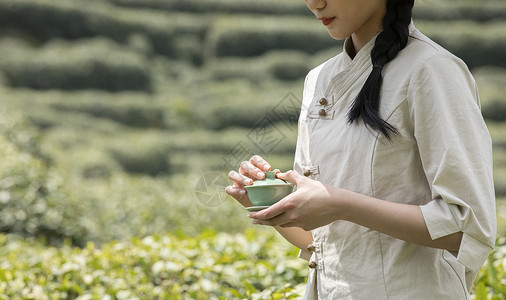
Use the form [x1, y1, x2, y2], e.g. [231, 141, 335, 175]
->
[440, 250, 469, 299]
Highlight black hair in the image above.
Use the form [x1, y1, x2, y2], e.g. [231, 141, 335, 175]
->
[347, 0, 414, 139]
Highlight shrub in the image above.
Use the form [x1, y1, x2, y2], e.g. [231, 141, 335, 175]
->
[487, 122, 506, 149]
[206, 16, 340, 58]
[106, 0, 310, 16]
[482, 98, 506, 122]
[206, 50, 311, 82]
[107, 131, 172, 175]
[0, 135, 86, 245]
[494, 168, 506, 198]
[264, 51, 311, 81]
[486, 121, 506, 196]
[41, 127, 122, 179]
[0, 88, 175, 130]
[48, 91, 167, 128]
[417, 21, 506, 69]
[205, 58, 268, 83]
[473, 237, 506, 300]
[0, 95, 43, 157]
[0, 231, 504, 299]
[107, 0, 506, 23]
[0, 0, 208, 63]
[0, 38, 152, 91]
[0, 229, 307, 299]
[193, 79, 303, 130]
[414, 0, 506, 22]
[473, 67, 506, 122]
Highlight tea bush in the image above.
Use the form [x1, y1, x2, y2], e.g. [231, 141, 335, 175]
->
[107, 131, 172, 176]
[474, 67, 506, 122]
[473, 237, 506, 300]
[482, 98, 506, 123]
[486, 122, 506, 197]
[192, 79, 304, 130]
[106, 0, 310, 16]
[206, 50, 312, 83]
[107, 0, 506, 22]
[266, 51, 312, 81]
[206, 18, 506, 68]
[0, 88, 180, 130]
[205, 58, 271, 83]
[414, 0, 506, 22]
[0, 230, 307, 299]
[0, 0, 208, 62]
[0, 134, 87, 245]
[0, 126, 258, 244]
[47, 92, 167, 129]
[206, 16, 339, 58]
[0, 230, 505, 299]
[417, 21, 506, 69]
[0, 38, 151, 91]
[488, 122, 506, 149]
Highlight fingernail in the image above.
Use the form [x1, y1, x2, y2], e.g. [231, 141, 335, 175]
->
[247, 213, 253, 218]
[257, 172, 264, 178]
[246, 178, 253, 185]
[239, 190, 246, 195]
[264, 164, 271, 170]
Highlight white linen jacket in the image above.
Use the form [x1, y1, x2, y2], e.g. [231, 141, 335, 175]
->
[295, 23, 496, 299]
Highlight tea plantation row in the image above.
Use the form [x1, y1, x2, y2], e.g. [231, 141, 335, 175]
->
[1, 0, 506, 69]
[0, 111, 259, 245]
[0, 230, 504, 299]
[106, 0, 506, 22]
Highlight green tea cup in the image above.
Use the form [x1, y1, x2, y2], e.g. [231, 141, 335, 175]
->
[245, 171, 295, 207]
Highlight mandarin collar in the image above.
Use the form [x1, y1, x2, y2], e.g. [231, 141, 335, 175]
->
[341, 20, 416, 68]
[341, 33, 378, 69]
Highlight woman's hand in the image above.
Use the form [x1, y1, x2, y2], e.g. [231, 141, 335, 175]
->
[225, 155, 274, 207]
[247, 170, 343, 231]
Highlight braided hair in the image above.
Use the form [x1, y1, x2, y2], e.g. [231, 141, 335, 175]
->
[347, 0, 414, 139]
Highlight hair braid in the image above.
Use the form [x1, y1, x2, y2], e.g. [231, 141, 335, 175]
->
[347, 0, 414, 139]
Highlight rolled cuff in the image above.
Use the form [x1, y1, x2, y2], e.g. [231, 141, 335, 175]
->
[420, 199, 461, 240]
[420, 200, 493, 271]
[457, 232, 493, 271]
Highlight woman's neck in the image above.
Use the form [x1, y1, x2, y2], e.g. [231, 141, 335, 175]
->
[349, 7, 385, 57]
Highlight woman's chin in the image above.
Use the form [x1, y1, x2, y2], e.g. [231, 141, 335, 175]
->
[326, 30, 349, 41]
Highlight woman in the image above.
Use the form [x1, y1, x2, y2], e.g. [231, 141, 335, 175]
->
[225, 0, 496, 298]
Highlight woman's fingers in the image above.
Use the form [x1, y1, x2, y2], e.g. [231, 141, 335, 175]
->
[225, 185, 251, 207]
[228, 170, 253, 186]
[239, 160, 266, 180]
[236, 155, 272, 181]
[249, 155, 271, 172]
[276, 170, 302, 185]
[226, 155, 273, 208]
[250, 211, 296, 227]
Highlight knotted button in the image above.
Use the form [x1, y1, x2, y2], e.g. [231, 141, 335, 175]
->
[308, 261, 317, 269]
[318, 109, 326, 116]
[306, 243, 316, 252]
[319, 98, 328, 105]
[303, 169, 312, 177]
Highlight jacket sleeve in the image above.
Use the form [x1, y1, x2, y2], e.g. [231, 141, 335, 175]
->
[408, 53, 496, 272]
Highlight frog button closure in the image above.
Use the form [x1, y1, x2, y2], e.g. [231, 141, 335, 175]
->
[319, 97, 328, 106]
[308, 261, 317, 269]
[303, 169, 312, 177]
[318, 109, 326, 117]
[307, 243, 316, 252]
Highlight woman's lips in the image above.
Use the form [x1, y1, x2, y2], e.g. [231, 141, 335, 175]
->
[320, 17, 335, 26]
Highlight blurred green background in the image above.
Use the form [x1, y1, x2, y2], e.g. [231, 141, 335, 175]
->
[0, 0, 505, 298]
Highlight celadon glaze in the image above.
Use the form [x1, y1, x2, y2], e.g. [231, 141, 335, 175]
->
[245, 171, 295, 206]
